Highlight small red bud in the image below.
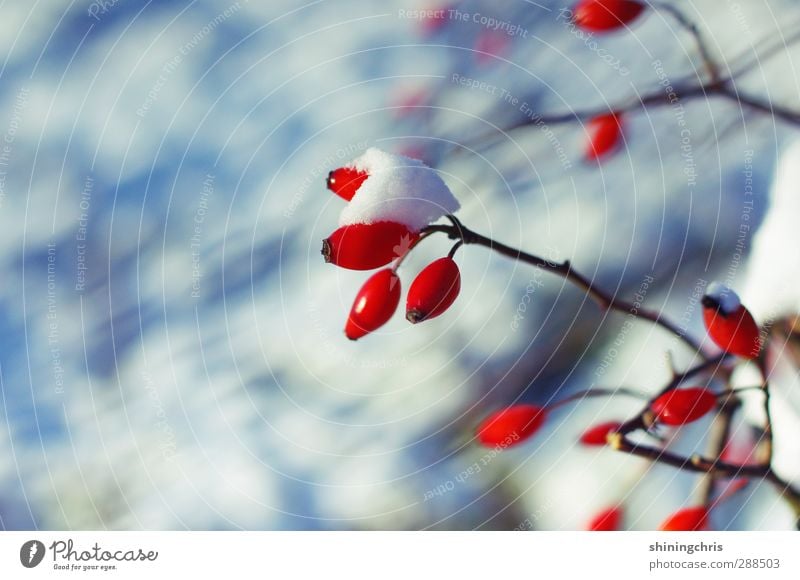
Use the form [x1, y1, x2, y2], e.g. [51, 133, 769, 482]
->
[418, 5, 450, 36]
[345, 269, 401, 340]
[474, 30, 510, 66]
[476, 405, 547, 447]
[586, 113, 623, 161]
[650, 387, 717, 426]
[574, 0, 646, 32]
[588, 506, 623, 531]
[659, 506, 709, 531]
[406, 257, 461, 323]
[322, 222, 418, 271]
[326, 167, 368, 201]
[580, 421, 623, 446]
[702, 295, 762, 359]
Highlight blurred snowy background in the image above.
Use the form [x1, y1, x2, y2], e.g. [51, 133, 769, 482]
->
[1, 0, 799, 530]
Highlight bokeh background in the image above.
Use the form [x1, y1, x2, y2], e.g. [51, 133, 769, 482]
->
[1, 0, 799, 530]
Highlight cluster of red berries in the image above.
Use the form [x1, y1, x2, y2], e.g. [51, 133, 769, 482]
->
[468, 284, 763, 530]
[324, 167, 462, 340]
[473, 386, 720, 455]
[473, 284, 762, 444]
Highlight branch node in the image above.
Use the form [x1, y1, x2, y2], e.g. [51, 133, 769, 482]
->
[607, 432, 625, 451]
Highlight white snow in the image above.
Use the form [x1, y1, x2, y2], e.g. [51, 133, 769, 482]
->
[338, 147, 460, 232]
[738, 140, 800, 491]
[742, 139, 800, 321]
[704, 281, 741, 314]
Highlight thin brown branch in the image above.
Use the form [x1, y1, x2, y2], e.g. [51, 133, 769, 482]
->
[422, 216, 705, 353]
[547, 386, 649, 411]
[654, 2, 720, 83]
[718, 84, 800, 125]
[756, 356, 774, 465]
[491, 81, 800, 137]
[608, 433, 800, 511]
[503, 82, 714, 131]
[698, 388, 740, 507]
[727, 23, 800, 80]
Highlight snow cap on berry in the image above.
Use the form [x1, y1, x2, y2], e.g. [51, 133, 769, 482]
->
[338, 148, 460, 233]
[703, 281, 741, 315]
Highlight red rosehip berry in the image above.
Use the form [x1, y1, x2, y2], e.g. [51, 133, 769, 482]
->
[322, 222, 418, 271]
[580, 421, 623, 446]
[588, 506, 623, 531]
[344, 269, 401, 340]
[586, 113, 623, 161]
[659, 506, 709, 531]
[650, 387, 717, 426]
[406, 257, 461, 323]
[326, 167, 368, 201]
[476, 405, 547, 447]
[574, 0, 646, 33]
[701, 284, 762, 359]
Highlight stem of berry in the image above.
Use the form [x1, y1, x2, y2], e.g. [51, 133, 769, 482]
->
[447, 240, 463, 259]
[756, 356, 774, 466]
[697, 385, 739, 507]
[546, 386, 649, 412]
[653, 2, 720, 83]
[391, 230, 434, 273]
[422, 215, 706, 353]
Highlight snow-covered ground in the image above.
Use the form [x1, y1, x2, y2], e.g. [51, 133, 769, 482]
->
[0, 0, 799, 530]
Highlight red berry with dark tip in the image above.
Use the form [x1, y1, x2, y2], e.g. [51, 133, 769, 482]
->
[659, 506, 709, 531]
[586, 113, 623, 160]
[322, 222, 418, 270]
[406, 257, 461, 323]
[476, 405, 547, 447]
[574, 0, 646, 32]
[345, 269, 401, 340]
[588, 506, 623, 531]
[580, 421, 623, 446]
[701, 289, 762, 359]
[326, 167, 368, 201]
[650, 387, 717, 426]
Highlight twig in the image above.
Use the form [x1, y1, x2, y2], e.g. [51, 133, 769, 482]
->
[697, 387, 740, 507]
[654, 2, 720, 83]
[481, 81, 800, 141]
[756, 356, 774, 465]
[727, 23, 800, 80]
[547, 386, 649, 411]
[608, 433, 800, 513]
[422, 216, 705, 353]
